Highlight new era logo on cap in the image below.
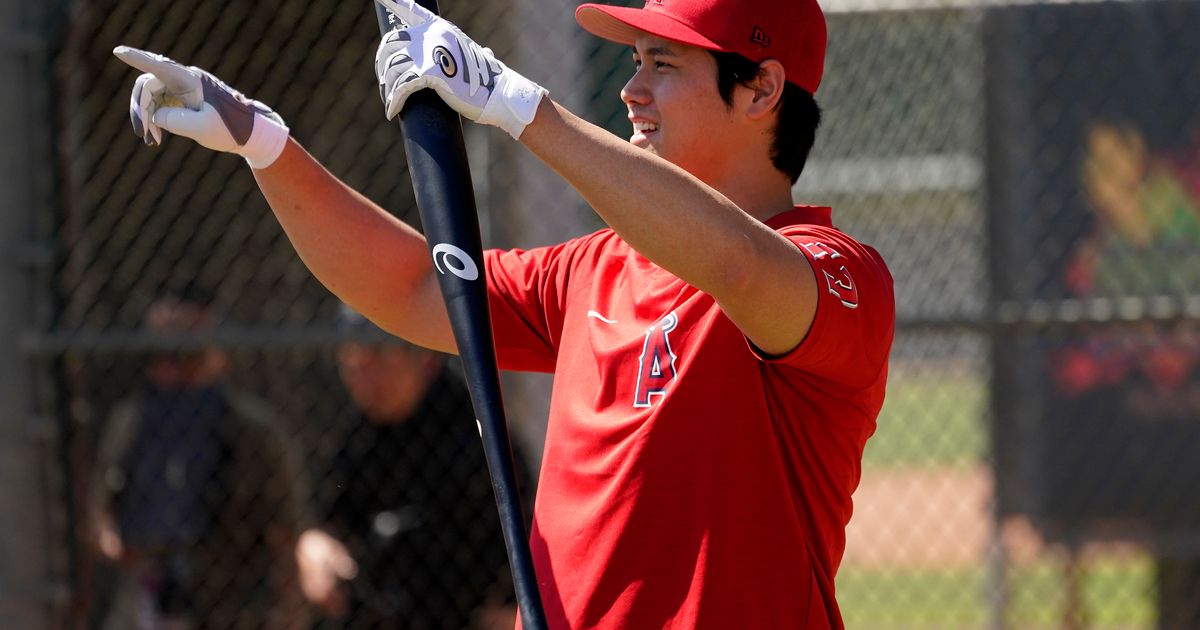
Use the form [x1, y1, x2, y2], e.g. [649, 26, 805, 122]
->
[750, 26, 770, 47]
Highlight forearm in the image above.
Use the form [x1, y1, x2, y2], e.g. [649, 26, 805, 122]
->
[252, 139, 455, 353]
[519, 99, 783, 297]
[112, 47, 456, 350]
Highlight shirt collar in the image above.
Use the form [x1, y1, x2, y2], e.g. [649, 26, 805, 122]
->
[765, 205, 834, 229]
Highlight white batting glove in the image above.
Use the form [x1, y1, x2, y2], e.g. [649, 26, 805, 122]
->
[113, 46, 289, 169]
[374, 0, 547, 140]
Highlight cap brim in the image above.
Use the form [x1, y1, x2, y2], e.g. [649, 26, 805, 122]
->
[575, 5, 724, 51]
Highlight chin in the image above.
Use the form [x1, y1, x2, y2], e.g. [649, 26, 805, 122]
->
[631, 140, 661, 157]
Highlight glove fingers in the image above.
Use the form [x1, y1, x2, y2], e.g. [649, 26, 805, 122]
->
[141, 76, 167, 145]
[113, 46, 201, 106]
[374, 0, 431, 28]
[152, 105, 229, 151]
[113, 46, 182, 79]
[385, 73, 428, 120]
[381, 48, 415, 84]
[129, 74, 150, 141]
[146, 98, 164, 146]
[130, 74, 166, 145]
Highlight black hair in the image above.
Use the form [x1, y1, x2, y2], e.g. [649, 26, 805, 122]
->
[710, 51, 821, 184]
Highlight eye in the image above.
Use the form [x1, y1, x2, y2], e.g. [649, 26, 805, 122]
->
[632, 54, 674, 72]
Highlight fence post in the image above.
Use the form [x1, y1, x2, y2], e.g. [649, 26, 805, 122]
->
[0, 0, 63, 626]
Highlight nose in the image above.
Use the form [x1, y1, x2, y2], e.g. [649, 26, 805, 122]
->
[621, 67, 651, 107]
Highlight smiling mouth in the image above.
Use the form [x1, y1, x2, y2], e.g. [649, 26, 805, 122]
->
[630, 122, 659, 146]
[632, 121, 659, 134]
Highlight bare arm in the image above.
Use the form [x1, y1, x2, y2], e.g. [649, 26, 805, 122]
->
[111, 49, 454, 350]
[519, 100, 818, 356]
[252, 139, 456, 353]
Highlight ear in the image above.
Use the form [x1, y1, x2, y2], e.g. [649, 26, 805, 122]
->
[742, 59, 786, 121]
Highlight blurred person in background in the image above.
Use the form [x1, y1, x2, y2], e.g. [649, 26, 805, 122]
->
[296, 305, 530, 630]
[89, 290, 307, 630]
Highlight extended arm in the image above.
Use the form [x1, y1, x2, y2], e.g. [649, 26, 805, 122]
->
[375, 0, 817, 355]
[518, 101, 817, 355]
[252, 141, 455, 353]
[112, 47, 455, 353]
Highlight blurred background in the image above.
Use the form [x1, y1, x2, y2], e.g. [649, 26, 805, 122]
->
[3, 0, 1200, 628]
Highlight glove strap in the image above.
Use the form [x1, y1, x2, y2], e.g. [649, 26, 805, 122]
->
[242, 116, 290, 169]
[481, 67, 548, 140]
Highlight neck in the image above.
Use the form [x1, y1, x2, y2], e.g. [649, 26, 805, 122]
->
[704, 155, 795, 223]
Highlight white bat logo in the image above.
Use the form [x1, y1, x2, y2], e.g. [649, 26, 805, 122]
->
[431, 243, 479, 281]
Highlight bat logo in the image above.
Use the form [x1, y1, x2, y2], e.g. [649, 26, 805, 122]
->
[433, 45, 458, 78]
[432, 243, 479, 281]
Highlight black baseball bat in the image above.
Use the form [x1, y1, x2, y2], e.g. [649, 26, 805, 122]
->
[373, 4, 548, 629]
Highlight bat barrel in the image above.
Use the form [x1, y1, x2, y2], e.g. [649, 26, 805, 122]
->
[374, 4, 549, 629]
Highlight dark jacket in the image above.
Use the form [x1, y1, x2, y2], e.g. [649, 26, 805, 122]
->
[92, 386, 306, 629]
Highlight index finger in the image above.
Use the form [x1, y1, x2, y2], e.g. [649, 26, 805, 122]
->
[112, 46, 197, 95]
[374, 0, 433, 28]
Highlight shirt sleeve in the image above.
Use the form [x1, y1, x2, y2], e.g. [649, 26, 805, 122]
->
[484, 238, 582, 373]
[755, 226, 896, 390]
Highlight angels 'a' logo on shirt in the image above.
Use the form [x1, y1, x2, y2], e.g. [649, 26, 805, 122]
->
[801, 241, 860, 309]
[634, 312, 678, 408]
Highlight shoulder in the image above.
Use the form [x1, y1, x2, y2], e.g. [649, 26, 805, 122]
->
[486, 227, 622, 269]
[772, 206, 893, 285]
[483, 228, 627, 310]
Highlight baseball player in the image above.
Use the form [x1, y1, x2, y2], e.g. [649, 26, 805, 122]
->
[114, 0, 895, 627]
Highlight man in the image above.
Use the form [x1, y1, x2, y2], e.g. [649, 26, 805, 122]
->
[113, 0, 895, 627]
[296, 306, 528, 629]
[89, 292, 306, 629]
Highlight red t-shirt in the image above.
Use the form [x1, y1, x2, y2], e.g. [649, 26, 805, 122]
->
[486, 206, 894, 629]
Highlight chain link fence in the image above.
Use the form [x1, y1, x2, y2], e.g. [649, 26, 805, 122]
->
[7, 0, 1199, 628]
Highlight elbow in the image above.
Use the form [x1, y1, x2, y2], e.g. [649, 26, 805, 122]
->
[709, 233, 761, 300]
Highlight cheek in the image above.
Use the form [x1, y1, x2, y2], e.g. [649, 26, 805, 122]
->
[657, 103, 701, 149]
[664, 87, 725, 141]
[663, 108, 726, 167]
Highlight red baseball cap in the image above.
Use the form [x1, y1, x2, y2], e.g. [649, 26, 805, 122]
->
[575, 0, 827, 94]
